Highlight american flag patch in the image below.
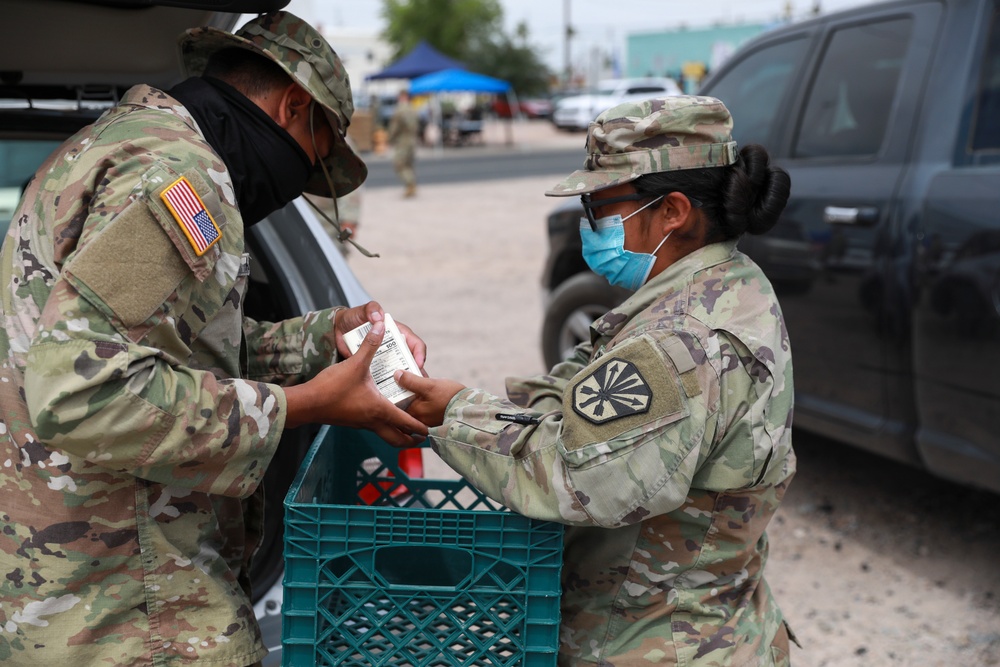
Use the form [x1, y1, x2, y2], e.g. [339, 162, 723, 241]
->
[160, 176, 222, 256]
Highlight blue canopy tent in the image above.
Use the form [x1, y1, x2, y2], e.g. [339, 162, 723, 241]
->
[366, 41, 467, 80]
[408, 69, 519, 148]
[408, 68, 511, 94]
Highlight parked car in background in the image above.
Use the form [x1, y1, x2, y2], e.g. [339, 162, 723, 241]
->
[492, 96, 554, 119]
[550, 87, 591, 106]
[540, 0, 1000, 494]
[1, 1, 421, 664]
[520, 97, 555, 119]
[551, 77, 682, 130]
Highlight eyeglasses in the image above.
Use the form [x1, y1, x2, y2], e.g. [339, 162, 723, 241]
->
[580, 192, 702, 231]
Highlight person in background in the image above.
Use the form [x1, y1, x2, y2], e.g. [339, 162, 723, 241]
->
[306, 135, 366, 259]
[0, 11, 426, 667]
[388, 88, 420, 198]
[335, 187, 363, 250]
[307, 185, 363, 258]
[397, 96, 798, 666]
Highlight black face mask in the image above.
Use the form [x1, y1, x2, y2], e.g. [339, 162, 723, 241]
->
[168, 76, 313, 227]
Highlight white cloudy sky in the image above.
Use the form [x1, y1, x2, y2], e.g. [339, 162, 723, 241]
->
[277, 0, 877, 72]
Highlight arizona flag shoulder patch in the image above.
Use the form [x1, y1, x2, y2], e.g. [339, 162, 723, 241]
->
[573, 357, 652, 424]
[160, 176, 222, 256]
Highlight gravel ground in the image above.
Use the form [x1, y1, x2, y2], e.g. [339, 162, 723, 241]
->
[346, 125, 1000, 667]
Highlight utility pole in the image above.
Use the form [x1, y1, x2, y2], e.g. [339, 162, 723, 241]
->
[563, 0, 573, 88]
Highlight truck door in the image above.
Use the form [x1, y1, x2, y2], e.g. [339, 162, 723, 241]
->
[914, 5, 1000, 492]
[768, 3, 942, 461]
[702, 2, 945, 460]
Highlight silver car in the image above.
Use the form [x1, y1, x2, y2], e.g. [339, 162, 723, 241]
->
[552, 77, 682, 131]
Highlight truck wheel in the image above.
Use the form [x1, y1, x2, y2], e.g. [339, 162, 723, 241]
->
[541, 272, 629, 368]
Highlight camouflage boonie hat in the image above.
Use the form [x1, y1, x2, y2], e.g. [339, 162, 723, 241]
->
[179, 11, 367, 197]
[546, 95, 738, 196]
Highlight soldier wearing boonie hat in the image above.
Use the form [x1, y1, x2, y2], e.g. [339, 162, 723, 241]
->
[393, 95, 799, 665]
[178, 11, 377, 255]
[180, 11, 366, 201]
[0, 10, 427, 667]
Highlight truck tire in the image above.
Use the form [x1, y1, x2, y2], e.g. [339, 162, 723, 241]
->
[541, 272, 629, 368]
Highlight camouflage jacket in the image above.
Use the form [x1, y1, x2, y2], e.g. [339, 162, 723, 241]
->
[430, 241, 796, 666]
[0, 85, 341, 665]
[387, 103, 420, 149]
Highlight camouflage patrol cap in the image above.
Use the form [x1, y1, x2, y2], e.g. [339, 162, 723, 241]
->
[546, 95, 738, 196]
[179, 11, 367, 197]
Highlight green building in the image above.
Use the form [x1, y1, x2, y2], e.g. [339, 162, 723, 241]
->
[627, 23, 779, 91]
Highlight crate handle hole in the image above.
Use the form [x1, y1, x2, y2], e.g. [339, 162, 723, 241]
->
[374, 546, 472, 588]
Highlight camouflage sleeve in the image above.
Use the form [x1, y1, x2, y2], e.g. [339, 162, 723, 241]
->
[19, 160, 288, 498]
[430, 332, 721, 528]
[691, 332, 795, 490]
[22, 278, 285, 499]
[243, 307, 344, 385]
[25, 306, 285, 497]
[505, 342, 591, 411]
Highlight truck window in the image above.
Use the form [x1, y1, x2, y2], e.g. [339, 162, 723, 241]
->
[794, 17, 913, 158]
[702, 36, 809, 148]
[971, 9, 1000, 152]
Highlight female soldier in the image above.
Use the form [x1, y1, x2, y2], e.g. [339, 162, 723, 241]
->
[397, 95, 796, 666]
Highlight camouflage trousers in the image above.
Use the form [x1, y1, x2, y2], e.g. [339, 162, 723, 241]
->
[393, 145, 416, 188]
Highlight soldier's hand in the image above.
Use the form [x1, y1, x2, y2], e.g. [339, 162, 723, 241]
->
[394, 370, 465, 429]
[334, 302, 426, 369]
[286, 320, 427, 446]
[393, 318, 427, 369]
[334, 301, 384, 358]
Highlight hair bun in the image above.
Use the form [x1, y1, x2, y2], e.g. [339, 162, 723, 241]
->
[724, 144, 791, 236]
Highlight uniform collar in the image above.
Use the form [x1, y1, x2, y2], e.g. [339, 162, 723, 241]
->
[590, 239, 739, 345]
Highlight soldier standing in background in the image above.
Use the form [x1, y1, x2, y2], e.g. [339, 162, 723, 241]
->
[333, 186, 363, 254]
[0, 12, 426, 667]
[307, 184, 365, 258]
[306, 134, 366, 258]
[388, 89, 419, 197]
[397, 96, 798, 666]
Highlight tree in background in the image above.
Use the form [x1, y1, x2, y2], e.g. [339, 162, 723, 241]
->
[464, 21, 551, 97]
[381, 0, 551, 97]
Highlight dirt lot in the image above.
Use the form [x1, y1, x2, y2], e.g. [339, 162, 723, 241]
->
[348, 142, 1000, 667]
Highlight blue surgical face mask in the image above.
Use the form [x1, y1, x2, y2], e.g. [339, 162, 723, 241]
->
[580, 195, 670, 291]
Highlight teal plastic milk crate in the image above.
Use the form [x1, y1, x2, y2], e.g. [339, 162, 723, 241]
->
[282, 425, 564, 667]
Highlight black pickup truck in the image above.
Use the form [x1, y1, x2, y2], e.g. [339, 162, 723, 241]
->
[540, 0, 1000, 493]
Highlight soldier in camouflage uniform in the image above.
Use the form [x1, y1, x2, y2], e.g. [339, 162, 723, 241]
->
[0, 12, 427, 667]
[398, 96, 797, 666]
[387, 89, 420, 197]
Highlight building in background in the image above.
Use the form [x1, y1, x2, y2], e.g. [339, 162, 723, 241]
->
[627, 23, 780, 92]
[320, 28, 395, 95]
